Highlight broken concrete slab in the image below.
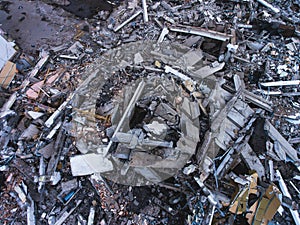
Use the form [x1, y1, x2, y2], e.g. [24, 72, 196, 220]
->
[191, 61, 225, 79]
[27, 111, 44, 120]
[143, 121, 168, 136]
[38, 142, 55, 159]
[19, 123, 40, 141]
[265, 120, 299, 162]
[70, 153, 113, 176]
[177, 50, 203, 68]
[241, 143, 265, 179]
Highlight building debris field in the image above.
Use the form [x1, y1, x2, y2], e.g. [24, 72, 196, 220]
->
[0, 0, 300, 224]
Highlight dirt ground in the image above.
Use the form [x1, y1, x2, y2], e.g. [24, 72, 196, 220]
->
[0, 0, 108, 54]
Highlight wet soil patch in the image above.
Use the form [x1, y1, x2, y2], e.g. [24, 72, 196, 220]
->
[0, 0, 78, 54]
[61, 0, 113, 18]
[0, 1, 11, 14]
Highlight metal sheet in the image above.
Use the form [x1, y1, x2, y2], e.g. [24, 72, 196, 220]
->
[0, 35, 16, 70]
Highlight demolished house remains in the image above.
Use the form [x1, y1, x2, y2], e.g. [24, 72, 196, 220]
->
[0, 0, 300, 224]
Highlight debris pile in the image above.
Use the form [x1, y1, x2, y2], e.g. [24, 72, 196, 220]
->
[0, 0, 300, 224]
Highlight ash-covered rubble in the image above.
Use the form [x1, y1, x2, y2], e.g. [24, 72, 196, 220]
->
[70, 42, 212, 187]
[0, 0, 300, 224]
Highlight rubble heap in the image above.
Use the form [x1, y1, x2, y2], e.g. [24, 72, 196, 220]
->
[0, 0, 300, 224]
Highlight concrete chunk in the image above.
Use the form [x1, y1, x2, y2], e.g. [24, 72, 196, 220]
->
[70, 153, 113, 176]
[241, 143, 265, 179]
[191, 61, 225, 79]
[265, 120, 299, 162]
